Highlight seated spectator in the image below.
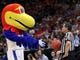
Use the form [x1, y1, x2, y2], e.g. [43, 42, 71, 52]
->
[0, 42, 4, 59]
[50, 50, 62, 60]
[74, 30, 80, 52]
[51, 51, 56, 60]
[36, 49, 49, 60]
[27, 54, 36, 60]
[28, 29, 35, 37]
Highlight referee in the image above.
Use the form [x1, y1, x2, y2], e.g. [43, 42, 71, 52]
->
[61, 23, 75, 60]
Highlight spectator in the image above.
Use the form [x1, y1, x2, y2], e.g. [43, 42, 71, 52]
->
[27, 54, 36, 60]
[74, 30, 80, 52]
[0, 42, 4, 59]
[34, 52, 39, 60]
[36, 49, 49, 60]
[28, 29, 35, 37]
[50, 51, 56, 60]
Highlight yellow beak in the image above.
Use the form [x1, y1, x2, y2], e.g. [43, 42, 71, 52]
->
[5, 11, 35, 31]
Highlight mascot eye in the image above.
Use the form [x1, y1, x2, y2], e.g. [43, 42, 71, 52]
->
[20, 8, 24, 13]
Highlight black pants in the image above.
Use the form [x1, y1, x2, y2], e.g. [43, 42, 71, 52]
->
[61, 51, 76, 60]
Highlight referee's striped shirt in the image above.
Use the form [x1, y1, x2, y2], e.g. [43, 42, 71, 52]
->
[61, 31, 74, 53]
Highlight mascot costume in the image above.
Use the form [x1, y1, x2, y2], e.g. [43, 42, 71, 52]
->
[1, 3, 39, 60]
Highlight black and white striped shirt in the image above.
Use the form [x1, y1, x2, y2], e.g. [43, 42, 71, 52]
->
[61, 32, 74, 53]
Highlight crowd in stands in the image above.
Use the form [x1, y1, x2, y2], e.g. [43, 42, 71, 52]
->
[0, 0, 80, 60]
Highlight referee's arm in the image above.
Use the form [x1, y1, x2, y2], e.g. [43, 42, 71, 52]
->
[63, 40, 71, 58]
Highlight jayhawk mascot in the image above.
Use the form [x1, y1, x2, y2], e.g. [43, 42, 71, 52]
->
[1, 3, 39, 60]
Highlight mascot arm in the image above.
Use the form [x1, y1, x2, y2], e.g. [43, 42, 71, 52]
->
[4, 30, 28, 43]
[23, 31, 39, 49]
[4, 30, 39, 49]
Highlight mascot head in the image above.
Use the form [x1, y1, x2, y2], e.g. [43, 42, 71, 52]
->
[1, 3, 35, 31]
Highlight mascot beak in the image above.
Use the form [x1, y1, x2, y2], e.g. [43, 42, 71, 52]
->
[5, 11, 35, 31]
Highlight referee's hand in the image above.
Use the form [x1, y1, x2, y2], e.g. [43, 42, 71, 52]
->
[63, 53, 68, 58]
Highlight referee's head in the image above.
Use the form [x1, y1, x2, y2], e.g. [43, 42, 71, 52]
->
[62, 23, 72, 33]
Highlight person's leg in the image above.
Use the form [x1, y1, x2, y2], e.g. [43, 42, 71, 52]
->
[67, 51, 76, 60]
[7, 49, 24, 60]
[7, 50, 16, 60]
[16, 49, 24, 60]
